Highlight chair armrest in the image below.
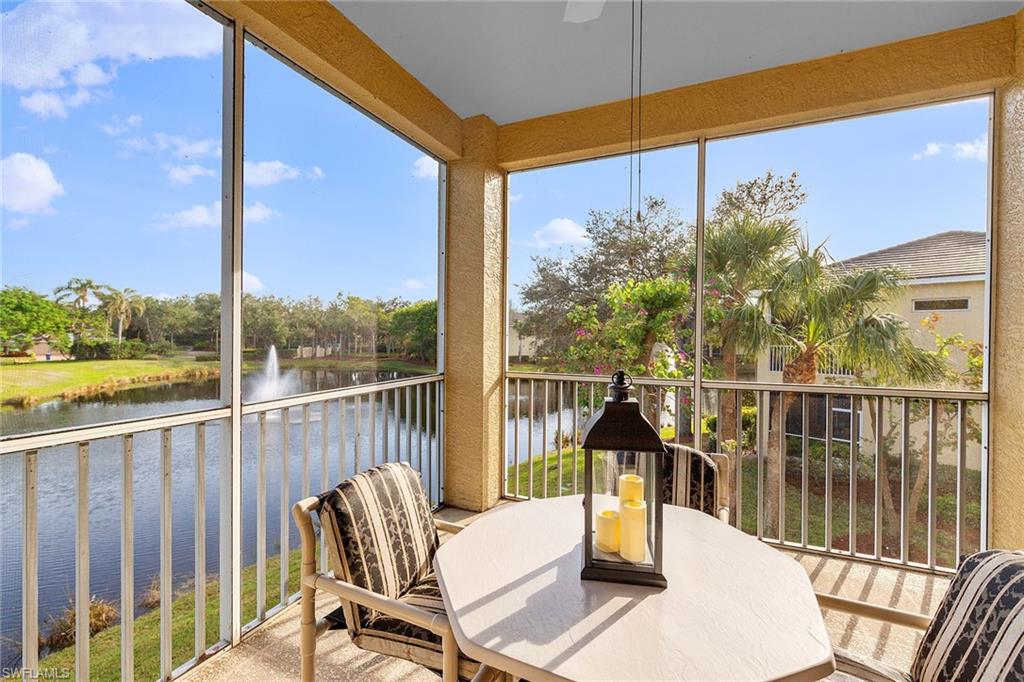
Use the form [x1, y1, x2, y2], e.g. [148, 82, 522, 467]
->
[306, 573, 453, 638]
[707, 452, 732, 519]
[470, 664, 504, 682]
[435, 518, 467, 535]
[815, 592, 932, 630]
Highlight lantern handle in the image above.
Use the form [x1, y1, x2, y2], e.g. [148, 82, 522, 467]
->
[609, 369, 633, 402]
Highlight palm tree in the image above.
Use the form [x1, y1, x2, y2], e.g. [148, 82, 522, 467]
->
[703, 212, 800, 448]
[53, 277, 106, 309]
[730, 239, 947, 532]
[101, 287, 146, 345]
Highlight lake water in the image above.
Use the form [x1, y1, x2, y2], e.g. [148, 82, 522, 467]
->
[0, 369, 671, 669]
[0, 367, 442, 669]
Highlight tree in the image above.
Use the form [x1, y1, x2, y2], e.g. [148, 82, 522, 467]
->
[709, 171, 807, 224]
[565, 276, 692, 378]
[730, 239, 946, 529]
[0, 286, 71, 354]
[100, 287, 146, 345]
[388, 300, 437, 362]
[703, 212, 800, 447]
[519, 197, 693, 358]
[53, 277, 107, 310]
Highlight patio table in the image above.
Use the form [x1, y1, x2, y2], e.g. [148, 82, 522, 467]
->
[434, 495, 834, 681]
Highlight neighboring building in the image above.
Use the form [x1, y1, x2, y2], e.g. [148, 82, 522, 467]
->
[755, 230, 987, 384]
[508, 310, 538, 361]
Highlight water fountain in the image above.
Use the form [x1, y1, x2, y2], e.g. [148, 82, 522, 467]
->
[249, 344, 300, 403]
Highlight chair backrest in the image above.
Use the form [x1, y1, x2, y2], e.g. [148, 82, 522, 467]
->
[912, 550, 1024, 681]
[318, 463, 438, 631]
[662, 444, 722, 517]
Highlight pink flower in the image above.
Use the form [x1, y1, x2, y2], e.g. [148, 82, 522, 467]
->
[575, 328, 589, 338]
[682, 396, 692, 406]
[638, 308, 649, 316]
[677, 350, 688, 362]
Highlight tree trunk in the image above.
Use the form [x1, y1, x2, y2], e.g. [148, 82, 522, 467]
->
[117, 318, 124, 344]
[719, 323, 739, 453]
[763, 349, 818, 537]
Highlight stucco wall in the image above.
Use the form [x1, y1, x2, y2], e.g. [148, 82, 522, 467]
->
[989, 9, 1024, 551]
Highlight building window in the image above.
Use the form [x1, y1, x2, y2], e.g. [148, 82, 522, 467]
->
[913, 298, 970, 312]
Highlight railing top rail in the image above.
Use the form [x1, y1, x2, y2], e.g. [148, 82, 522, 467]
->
[504, 371, 987, 401]
[0, 407, 232, 455]
[240, 373, 444, 415]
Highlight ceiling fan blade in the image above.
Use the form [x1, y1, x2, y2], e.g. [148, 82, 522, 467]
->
[564, 0, 605, 24]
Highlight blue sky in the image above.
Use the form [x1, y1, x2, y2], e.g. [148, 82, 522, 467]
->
[508, 97, 990, 306]
[1, 1, 989, 309]
[1, 0, 440, 302]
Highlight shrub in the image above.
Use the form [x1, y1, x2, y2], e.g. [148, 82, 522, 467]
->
[195, 353, 219, 362]
[41, 595, 119, 651]
[71, 338, 150, 360]
[147, 340, 176, 357]
[138, 574, 161, 610]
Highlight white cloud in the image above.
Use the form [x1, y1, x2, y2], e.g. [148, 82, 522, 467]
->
[953, 135, 988, 161]
[121, 132, 220, 160]
[411, 155, 438, 179]
[523, 218, 588, 249]
[509, 193, 524, 204]
[0, 153, 66, 214]
[2, 0, 221, 122]
[101, 113, 143, 137]
[20, 91, 67, 119]
[244, 160, 300, 187]
[166, 163, 215, 185]
[5, 217, 31, 230]
[242, 271, 264, 292]
[155, 201, 220, 230]
[73, 62, 115, 88]
[912, 135, 988, 162]
[19, 87, 100, 119]
[244, 201, 276, 224]
[243, 160, 323, 186]
[402, 278, 426, 290]
[154, 200, 276, 229]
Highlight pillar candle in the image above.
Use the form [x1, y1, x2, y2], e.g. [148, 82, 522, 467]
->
[594, 509, 620, 553]
[618, 473, 644, 504]
[619, 499, 648, 563]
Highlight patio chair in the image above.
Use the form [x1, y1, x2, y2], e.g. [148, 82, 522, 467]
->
[818, 549, 1024, 681]
[662, 443, 731, 524]
[292, 462, 502, 682]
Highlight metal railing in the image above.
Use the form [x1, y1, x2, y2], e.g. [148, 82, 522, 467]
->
[768, 345, 854, 377]
[504, 372, 986, 574]
[2, 374, 443, 681]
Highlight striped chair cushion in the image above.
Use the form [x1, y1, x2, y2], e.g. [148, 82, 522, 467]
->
[353, 571, 479, 680]
[911, 550, 1024, 681]
[318, 463, 438, 634]
[662, 444, 719, 516]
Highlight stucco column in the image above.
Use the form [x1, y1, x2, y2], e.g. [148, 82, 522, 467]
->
[989, 9, 1024, 550]
[443, 115, 505, 511]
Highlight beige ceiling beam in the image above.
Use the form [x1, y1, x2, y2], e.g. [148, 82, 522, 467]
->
[207, 0, 463, 161]
[497, 16, 1018, 171]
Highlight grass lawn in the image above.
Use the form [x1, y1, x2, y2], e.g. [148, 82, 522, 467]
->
[507, 430, 979, 570]
[1, 357, 216, 405]
[32, 548, 304, 681]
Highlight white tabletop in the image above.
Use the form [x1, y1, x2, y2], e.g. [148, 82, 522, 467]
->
[434, 496, 834, 682]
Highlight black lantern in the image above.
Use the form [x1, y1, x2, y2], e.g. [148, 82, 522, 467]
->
[581, 370, 667, 588]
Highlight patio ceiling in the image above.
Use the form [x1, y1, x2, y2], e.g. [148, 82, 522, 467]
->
[333, 0, 1023, 125]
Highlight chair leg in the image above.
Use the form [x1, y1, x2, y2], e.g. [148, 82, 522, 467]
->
[441, 628, 458, 682]
[300, 578, 317, 682]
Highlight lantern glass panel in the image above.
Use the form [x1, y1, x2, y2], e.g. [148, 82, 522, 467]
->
[589, 449, 658, 569]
